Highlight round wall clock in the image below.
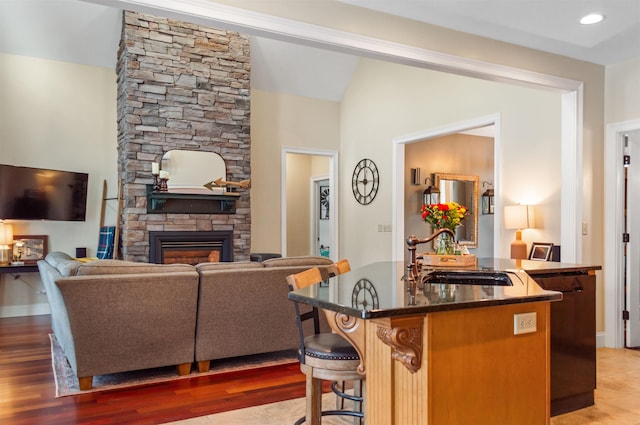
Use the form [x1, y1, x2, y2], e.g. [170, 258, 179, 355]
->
[352, 278, 380, 310]
[351, 158, 379, 205]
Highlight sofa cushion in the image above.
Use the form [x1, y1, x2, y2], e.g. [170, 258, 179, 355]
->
[45, 252, 74, 268]
[56, 259, 83, 277]
[75, 260, 195, 276]
[196, 261, 263, 272]
[262, 256, 333, 268]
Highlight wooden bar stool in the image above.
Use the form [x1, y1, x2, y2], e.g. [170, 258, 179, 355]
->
[325, 259, 363, 414]
[287, 266, 364, 425]
[327, 258, 351, 277]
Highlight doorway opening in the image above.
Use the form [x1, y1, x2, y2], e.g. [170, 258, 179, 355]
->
[605, 119, 640, 348]
[392, 114, 501, 262]
[281, 147, 338, 260]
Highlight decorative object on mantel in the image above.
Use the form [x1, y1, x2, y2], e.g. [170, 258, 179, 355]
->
[159, 170, 169, 192]
[151, 162, 161, 191]
[421, 201, 469, 255]
[203, 177, 251, 192]
[481, 181, 494, 214]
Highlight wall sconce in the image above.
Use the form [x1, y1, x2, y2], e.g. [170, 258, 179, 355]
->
[481, 181, 494, 215]
[422, 176, 440, 206]
[0, 221, 14, 265]
[504, 205, 535, 259]
[410, 168, 421, 185]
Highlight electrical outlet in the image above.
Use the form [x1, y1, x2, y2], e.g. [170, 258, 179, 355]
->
[582, 222, 588, 235]
[514, 312, 537, 335]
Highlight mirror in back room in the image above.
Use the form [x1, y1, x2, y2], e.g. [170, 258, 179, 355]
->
[434, 173, 479, 247]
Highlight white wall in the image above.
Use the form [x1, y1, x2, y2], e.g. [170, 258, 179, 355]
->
[250, 89, 340, 254]
[286, 153, 312, 256]
[0, 53, 117, 317]
[605, 58, 640, 123]
[339, 58, 561, 268]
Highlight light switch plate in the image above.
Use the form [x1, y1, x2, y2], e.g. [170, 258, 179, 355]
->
[514, 312, 537, 335]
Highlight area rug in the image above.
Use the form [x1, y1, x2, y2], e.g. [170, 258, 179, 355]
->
[162, 393, 355, 425]
[50, 334, 298, 397]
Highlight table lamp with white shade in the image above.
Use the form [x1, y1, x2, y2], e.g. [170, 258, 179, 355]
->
[504, 205, 534, 259]
[0, 221, 14, 265]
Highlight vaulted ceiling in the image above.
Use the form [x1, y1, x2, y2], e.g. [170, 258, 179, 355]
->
[1, 0, 638, 102]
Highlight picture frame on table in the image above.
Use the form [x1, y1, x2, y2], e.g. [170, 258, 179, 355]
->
[13, 235, 48, 265]
[529, 242, 553, 261]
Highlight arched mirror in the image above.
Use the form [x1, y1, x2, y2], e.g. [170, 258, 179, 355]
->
[161, 150, 226, 194]
[434, 173, 479, 248]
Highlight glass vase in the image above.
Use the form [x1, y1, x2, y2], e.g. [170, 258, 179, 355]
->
[435, 232, 454, 255]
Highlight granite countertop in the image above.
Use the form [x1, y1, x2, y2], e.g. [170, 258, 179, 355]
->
[288, 260, 578, 319]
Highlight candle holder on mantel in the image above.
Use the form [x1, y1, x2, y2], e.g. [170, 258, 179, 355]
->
[158, 170, 169, 192]
[159, 178, 169, 192]
[152, 162, 161, 191]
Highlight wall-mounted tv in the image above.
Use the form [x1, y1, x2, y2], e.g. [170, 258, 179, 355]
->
[0, 164, 88, 221]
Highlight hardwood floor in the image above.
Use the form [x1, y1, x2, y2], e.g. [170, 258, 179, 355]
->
[0, 315, 308, 425]
[3, 315, 640, 425]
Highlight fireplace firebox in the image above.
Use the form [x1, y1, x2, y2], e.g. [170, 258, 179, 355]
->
[149, 231, 234, 265]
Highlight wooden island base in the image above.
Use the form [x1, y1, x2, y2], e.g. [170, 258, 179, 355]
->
[334, 301, 551, 425]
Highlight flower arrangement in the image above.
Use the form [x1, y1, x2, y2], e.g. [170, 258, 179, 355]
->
[421, 202, 469, 231]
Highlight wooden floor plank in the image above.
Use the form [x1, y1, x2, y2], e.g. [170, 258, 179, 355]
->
[0, 315, 308, 425]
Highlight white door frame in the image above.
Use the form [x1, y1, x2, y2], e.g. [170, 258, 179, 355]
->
[392, 114, 502, 260]
[605, 119, 640, 348]
[281, 147, 339, 260]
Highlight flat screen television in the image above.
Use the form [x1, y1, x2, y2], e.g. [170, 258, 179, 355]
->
[0, 164, 88, 221]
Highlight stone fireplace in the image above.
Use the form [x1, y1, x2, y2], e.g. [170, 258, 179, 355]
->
[116, 11, 251, 262]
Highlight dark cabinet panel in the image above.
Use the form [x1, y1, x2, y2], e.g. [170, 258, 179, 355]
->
[535, 273, 596, 416]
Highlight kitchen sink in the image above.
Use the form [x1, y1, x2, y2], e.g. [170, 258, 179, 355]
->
[423, 270, 513, 286]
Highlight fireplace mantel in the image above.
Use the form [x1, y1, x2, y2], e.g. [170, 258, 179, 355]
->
[146, 185, 239, 214]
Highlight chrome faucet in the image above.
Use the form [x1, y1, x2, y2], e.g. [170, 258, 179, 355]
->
[406, 228, 456, 283]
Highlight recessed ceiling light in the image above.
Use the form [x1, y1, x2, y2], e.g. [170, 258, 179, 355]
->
[579, 13, 605, 25]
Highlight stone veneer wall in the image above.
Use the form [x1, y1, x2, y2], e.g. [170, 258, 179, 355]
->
[116, 11, 251, 262]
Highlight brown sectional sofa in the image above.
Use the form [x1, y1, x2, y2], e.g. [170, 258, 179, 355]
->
[37, 252, 332, 389]
[194, 257, 333, 372]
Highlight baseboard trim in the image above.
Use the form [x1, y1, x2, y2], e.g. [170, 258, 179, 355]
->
[0, 303, 50, 318]
[597, 332, 606, 348]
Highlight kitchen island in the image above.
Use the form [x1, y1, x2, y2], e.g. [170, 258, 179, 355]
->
[289, 260, 566, 425]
